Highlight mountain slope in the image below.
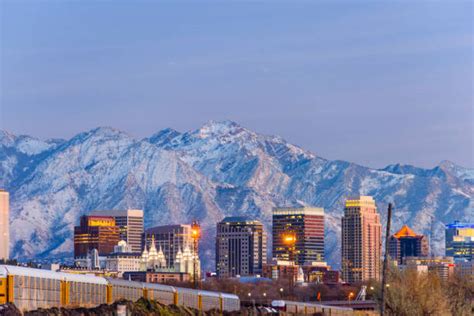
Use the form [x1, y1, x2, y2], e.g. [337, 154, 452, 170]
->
[2, 121, 473, 269]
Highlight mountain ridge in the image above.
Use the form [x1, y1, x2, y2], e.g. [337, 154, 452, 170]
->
[1, 121, 473, 270]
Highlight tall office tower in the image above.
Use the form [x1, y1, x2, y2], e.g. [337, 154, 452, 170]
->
[388, 225, 429, 264]
[445, 222, 474, 262]
[341, 196, 382, 283]
[272, 207, 325, 266]
[143, 225, 196, 268]
[0, 190, 9, 261]
[216, 217, 267, 278]
[90, 210, 144, 252]
[74, 215, 120, 257]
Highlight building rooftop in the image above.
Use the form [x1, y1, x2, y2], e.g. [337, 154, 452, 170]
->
[393, 225, 421, 238]
[220, 216, 261, 224]
[107, 252, 142, 257]
[90, 209, 144, 217]
[345, 196, 376, 207]
[446, 222, 474, 229]
[273, 207, 324, 216]
[145, 224, 191, 234]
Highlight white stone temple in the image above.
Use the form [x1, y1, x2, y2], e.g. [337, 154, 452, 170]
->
[140, 235, 200, 277]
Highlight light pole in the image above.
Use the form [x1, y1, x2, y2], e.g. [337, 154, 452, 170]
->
[381, 203, 393, 316]
[191, 220, 201, 289]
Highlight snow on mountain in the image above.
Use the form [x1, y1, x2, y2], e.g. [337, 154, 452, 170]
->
[1, 121, 473, 270]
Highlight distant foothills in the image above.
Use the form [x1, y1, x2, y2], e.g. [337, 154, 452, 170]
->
[0, 120, 473, 269]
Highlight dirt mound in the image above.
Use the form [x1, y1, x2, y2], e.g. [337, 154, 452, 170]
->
[19, 298, 245, 316]
[0, 303, 22, 316]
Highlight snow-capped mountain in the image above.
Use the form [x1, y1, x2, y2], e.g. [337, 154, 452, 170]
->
[1, 121, 473, 270]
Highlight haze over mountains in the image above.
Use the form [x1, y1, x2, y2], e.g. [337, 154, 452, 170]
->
[1, 121, 473, 269]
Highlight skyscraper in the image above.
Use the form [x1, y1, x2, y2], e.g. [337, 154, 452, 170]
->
[445, 222, 474, 262]
[90, 209, 144, 252]
[341, 196, 381, 283]
[388, 225, 429, 264]
[74, 215, 120, 257]
[272, 207, 325, 266]
[216, 217, 267, 278]
[0, 190, 9, 261]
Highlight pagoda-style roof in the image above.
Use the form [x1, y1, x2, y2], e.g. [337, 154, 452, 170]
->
[393, 225, 420, 238]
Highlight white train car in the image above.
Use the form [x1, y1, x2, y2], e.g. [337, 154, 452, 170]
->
[0, 265, 108, 312]
[272, 300, 354, 315]
[0, 265, 241, 313]
[107, 278, 143, 303]
[143, 282, 176, 306]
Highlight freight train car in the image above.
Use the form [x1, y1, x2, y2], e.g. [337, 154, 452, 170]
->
[0, 265, 240, 313]
[272, 300, 354, 315]
[0, 264, 108, 311]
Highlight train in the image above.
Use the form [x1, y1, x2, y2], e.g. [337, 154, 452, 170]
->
[0, 265, 240, 313]
[272, 300, 354, 315]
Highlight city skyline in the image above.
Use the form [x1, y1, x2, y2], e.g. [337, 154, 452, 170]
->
[0, 1, 472, 313]
[1, 1, 472, 168]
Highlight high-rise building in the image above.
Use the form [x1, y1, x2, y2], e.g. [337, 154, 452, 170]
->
[216, 217, 267, 278]
[272, 207, 325, 266]
[445, 222, 474, 262]
[341, 196, 382, 283]
[143, 225, 196, 268]
[74, 215, 120, 257]
[0, 190, 9, 261]
[90, 209, 144, 252]
[388, 225, 429, 264]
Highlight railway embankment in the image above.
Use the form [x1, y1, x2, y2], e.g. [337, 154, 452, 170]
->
[0, 298, 246, 316]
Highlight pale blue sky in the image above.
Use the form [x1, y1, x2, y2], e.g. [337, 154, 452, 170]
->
[1, 1, 472, 168]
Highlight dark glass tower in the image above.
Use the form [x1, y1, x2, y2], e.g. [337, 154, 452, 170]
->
[388, 225, 429, 264]
[272, 207, 325, 266]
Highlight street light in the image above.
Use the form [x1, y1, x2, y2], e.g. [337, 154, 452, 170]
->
[348, 292, 355, 301]
[191, 220, 200, 289]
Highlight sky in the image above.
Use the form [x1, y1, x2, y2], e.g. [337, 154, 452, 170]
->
[1, 1, 472, 168]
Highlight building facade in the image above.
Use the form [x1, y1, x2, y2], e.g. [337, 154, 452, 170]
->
[454, 260, 474, 279]
[74, 215, 120, 257]
[0, 190, 9, 261]
[106, 253, 141, 273]
[404, 256, 455, 281]
[445, 222, 474, 262]
[272, 207, 325, 266]
[123, 271, 191, 283]
[262, 260, 299, 283]
[341, 196, 382, 283]
[105, 241, 141, 273]
[388, 225, 429, 264]
[216, 217, 266, 278]
[90, 209, 144, 252]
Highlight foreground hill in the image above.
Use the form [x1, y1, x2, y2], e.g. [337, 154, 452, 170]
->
[1, 121, 472, 269]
